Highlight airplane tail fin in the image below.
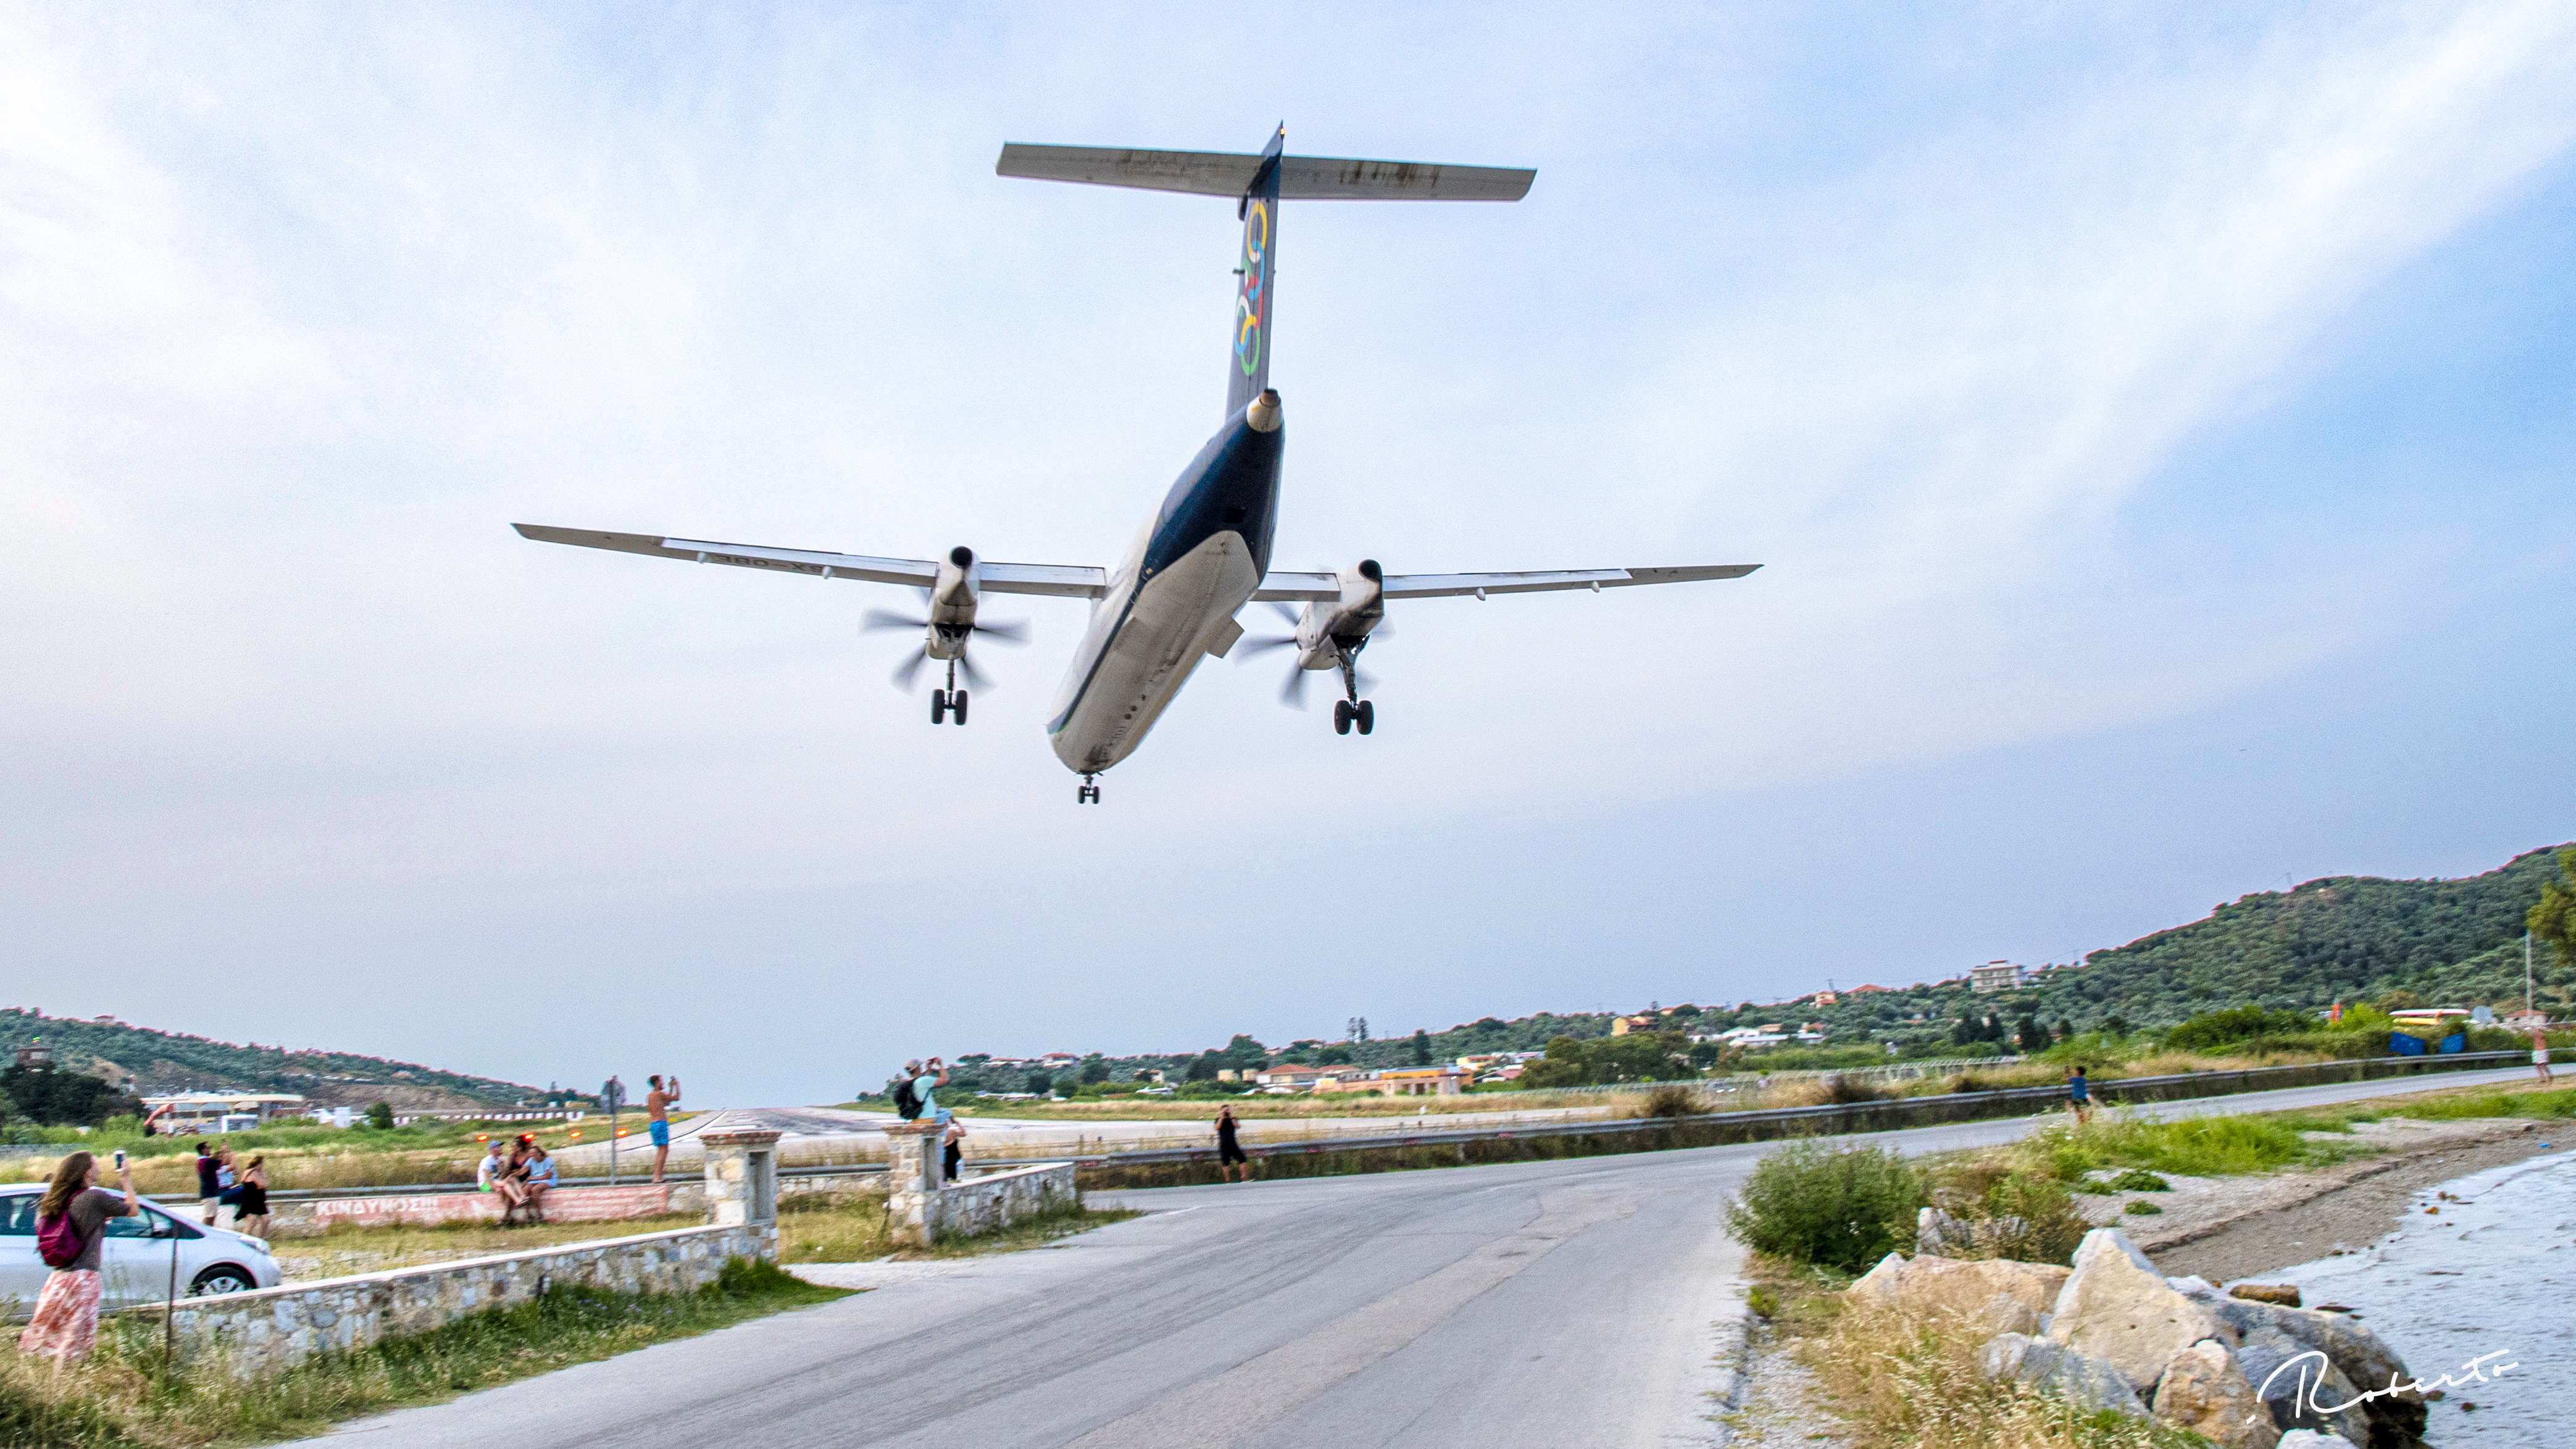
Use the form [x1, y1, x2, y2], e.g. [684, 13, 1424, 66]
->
[996, 130, 1535, 416]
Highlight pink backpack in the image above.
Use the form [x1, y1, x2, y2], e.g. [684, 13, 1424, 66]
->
[36, 1208, 88, 1269]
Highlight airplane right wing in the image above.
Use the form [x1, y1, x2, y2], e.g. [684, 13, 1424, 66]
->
[1251, 564, 1759, 602]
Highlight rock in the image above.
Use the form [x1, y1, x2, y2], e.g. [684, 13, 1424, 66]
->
[1979, 1331, 2146, 1417]
[2274, 1430, 2359, 1448]
[2235, 1326, 2375, 1448]
[1848, 1252, 2070, 1324]
[2232, 1282, 2303, 1308]
[1975, 1289, 2041, 1337]
[2151, 1338, 2282, 1449]
[2184, 1288, 2424, 1445]
[1917, 1204, 2035, 1259]
[2167, 1274, 2219, 1295]
[2049, 1229, 2235, 1391]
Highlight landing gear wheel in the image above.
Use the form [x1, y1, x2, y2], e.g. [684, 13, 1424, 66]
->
[1354, 699, 1373, 735]
[1076, 776, 1101, 804]
[930, 690, 949, 724]
[951, 690, 969, 725]
[1333, 700, 1353, 735]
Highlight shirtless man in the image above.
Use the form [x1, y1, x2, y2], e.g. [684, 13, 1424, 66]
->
[646, 1074, 682, 1183]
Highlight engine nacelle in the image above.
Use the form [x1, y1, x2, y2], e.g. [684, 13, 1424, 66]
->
[1296, 559, 1385, 669]
[925, 546, 982, 659]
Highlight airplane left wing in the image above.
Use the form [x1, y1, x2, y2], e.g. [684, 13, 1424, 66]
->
[1251, 563, 1759, 601]
[512, 526, 1108, 598]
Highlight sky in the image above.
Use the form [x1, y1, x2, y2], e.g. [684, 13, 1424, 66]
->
[4, 3, 2573, 1104]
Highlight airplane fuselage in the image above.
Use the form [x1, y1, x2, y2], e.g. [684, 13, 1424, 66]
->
[1046, 391, 1283, 775]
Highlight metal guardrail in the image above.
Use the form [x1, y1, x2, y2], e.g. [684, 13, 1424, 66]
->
[127, 1049, 2529, 1206]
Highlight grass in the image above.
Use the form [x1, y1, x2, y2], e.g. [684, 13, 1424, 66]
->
[272, 1215, 710, 1282]
[0, 1257, 846, 1448]
[2012, 1108, 2366, 1180]
[773, 1191, 1139, 1263]
[0, 1112, 709, 1193]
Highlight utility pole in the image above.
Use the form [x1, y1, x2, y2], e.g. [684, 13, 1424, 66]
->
[2528, 930, 2536, 1017]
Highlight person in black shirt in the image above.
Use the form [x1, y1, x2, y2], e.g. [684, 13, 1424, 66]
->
[194, 1142, 222, 1224]
[1215, 1104, 1250, 1183]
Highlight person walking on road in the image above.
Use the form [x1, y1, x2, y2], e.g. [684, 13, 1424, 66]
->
[2065, 1066, 2093, 1124]
[646, 1074, 682, 1183]
[1215, 1103, 1250, 1183]
[233, 1156, 272, 1240]
[19, 1150, 136, 1374]
[2536, 1029, 2554, 1084]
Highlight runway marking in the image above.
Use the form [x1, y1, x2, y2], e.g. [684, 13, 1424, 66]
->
[1061, 1189, 1636, 1449]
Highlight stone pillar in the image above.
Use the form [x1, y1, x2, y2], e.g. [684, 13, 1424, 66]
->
[882, 1121, 942, 1248]
[699, 1129, 782, 1232]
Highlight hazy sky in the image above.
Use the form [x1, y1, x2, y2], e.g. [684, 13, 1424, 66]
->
[6, 4, 2573, 1103]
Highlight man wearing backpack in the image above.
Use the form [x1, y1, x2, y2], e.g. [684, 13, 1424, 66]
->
[19, 1150, 136, 1372]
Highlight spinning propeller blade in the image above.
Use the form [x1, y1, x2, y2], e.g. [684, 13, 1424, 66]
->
[890, 649, 931, 691]
[864, 608, 928, 633]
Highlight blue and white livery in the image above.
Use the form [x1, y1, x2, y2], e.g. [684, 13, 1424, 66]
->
[516, 128, 1761, 803]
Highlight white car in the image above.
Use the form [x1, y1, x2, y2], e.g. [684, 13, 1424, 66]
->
[0, 1187, 283, 1318]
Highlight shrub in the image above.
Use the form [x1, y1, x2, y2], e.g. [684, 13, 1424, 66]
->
[1637, 1084, 1703, 1118]
[2164, 1006, 2318, 1053]
[1822, 1074, 1892, 1104]
[2122, 1200, 2164, 1216]
[1932, 1158, 2091, 1265]
[2106, 1169, 2170, 1192]
[1725, 1142, 1927, 1272]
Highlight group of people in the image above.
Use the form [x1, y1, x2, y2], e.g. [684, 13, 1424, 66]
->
[477, 1135, 561, 1224]
[193, 1142, 272, 1238]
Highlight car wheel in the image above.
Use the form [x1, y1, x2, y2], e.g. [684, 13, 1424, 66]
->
[189, 1264, 257, 1297]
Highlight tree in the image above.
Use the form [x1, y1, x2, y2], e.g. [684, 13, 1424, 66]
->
[2532, 848, 2576, 976]
[1347, 1017, 1370, 1043]
[2053, 1019, 2075, 1043]
[365, 1101, 396, 1130]
[2015, 1016, 2049, 1053]
[1410, 1029, 1432, 1066]
[1079, 1053, 1109, 1084]
[0, 1063, 135, 1126]
[1185, 1053, 1220, 1082]
[1026, 1071, 1053, 1096]
[1219, 1034, 1268, 1067]
[1317, 1044, 1353, 1065]
[1517, 1032, 1691, 1088]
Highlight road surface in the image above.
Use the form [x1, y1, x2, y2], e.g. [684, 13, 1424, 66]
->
[307, 1066, 2535, 1448]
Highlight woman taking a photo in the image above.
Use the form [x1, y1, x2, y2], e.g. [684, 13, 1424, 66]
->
[19, 1150, 137, 1372]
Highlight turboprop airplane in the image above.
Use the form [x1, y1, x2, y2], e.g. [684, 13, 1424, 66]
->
[516, 127, 1760, 804]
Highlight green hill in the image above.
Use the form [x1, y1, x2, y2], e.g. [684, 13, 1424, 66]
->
[0, 1008, 548, 1109]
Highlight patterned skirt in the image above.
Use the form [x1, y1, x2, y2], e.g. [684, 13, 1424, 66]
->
[18, 1269, 103, 1361]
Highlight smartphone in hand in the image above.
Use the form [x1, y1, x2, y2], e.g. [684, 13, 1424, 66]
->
[114, 1150, 126, 1169]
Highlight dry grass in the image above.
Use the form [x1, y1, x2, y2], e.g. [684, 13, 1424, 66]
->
[1799, 1297, 2199, 1448]
[272, 1215, 709, 1282]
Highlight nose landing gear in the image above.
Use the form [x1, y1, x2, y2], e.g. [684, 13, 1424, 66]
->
[1076, 774, 1101, 804]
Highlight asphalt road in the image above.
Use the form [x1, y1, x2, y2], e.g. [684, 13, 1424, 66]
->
[309, 1065, 2537, 1449]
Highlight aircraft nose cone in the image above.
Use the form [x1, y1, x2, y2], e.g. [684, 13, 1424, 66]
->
[1246, 389, 1283, 433]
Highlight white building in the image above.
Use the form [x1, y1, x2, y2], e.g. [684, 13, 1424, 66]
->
[1970, 961, 2026, 994]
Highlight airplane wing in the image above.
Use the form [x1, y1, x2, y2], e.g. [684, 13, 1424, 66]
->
[1250, 564, 1760, 602]
[512, 526, 1108, 599]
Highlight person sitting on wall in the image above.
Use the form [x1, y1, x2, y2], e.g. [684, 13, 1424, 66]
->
[478, 1140, 527, 1224]
[519, 1142, 557, 1223]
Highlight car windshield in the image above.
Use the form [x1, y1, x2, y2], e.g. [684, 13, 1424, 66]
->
[0, 1193, 35, 1235]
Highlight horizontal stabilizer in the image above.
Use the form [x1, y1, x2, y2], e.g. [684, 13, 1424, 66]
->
[996, 144, 1534, 202]
[1251, 564, 1760, 603]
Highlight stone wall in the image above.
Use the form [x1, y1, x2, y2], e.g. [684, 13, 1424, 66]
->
[151, 1222, 776, 1380]
[880, 1123, 1076, 1246]
[238, 1169, 883, 1238]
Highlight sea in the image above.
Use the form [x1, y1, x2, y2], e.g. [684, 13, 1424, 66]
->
[2248, 1146, 2576, 1447]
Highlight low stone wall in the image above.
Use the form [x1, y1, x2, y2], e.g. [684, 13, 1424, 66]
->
[933, 1163, 1078, 1239]
[231, 1169, 883, 1238]
[149, 1222, 776, 1379]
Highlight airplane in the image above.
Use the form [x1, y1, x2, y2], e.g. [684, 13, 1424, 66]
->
[515, 127, 1760, 804]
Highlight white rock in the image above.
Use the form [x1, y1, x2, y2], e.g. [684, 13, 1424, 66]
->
[2273, 1432, 2357, 1448]
[2149, 1338, 2280, 1449]
[2049, 1230, 2234, 1391]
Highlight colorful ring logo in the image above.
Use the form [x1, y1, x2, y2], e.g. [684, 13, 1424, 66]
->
[1234, 202, 1269, 377]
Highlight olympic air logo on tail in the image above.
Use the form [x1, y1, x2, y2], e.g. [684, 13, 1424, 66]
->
[1234, 201, 1269, 377]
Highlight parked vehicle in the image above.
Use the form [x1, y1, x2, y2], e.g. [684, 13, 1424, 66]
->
[0, 1187, 281, 1319]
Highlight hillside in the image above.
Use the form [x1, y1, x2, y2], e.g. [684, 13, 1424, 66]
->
[948, 843, 2576, 1093]
[0, 1008, 549, 1109]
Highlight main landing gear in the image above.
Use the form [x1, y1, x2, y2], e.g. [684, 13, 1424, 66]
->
[1076, 774, 1101, 804]
[929, 659, 969, 725]
[1331, 655, 1374, 736]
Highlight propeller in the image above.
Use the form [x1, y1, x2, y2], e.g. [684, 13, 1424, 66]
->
[865, 608, 1027, 693]
[1232, 600, 1378, 709]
